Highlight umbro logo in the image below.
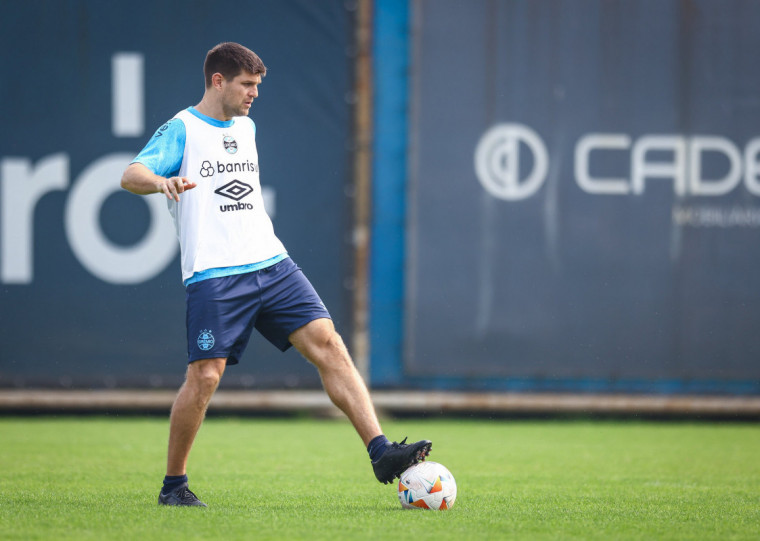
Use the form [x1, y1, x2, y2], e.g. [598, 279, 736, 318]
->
[215, 180, 253, 201]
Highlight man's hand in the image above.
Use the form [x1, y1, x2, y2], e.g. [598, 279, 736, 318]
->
[121, 163, 198, 201]
[159, 176, 198, 202]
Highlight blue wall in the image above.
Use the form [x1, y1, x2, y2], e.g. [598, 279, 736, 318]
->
[370, 0, 410, 386]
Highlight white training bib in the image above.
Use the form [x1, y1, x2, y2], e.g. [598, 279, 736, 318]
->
[168, 109, 286, 282]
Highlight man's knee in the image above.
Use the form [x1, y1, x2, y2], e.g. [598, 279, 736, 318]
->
[186, 358, 226, 394]
[322, 332, 351, 365]
[294, 322, 352, 370]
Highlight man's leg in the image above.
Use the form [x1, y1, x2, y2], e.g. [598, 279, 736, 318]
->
[167, 357, 227, 475]
[289, 318, 381, 445]
[289, 318, 431, 483]
[158, 357, 226, 506]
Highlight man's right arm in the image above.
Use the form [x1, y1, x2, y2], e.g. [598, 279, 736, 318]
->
[121, 163, 197, 202]
[121, 117, 196, 201]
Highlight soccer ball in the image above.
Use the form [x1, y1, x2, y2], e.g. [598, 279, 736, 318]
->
[397, 461, 457, 510]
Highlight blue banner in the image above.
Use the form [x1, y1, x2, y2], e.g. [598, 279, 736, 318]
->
[0, 0, 354, 388]
[401, 0, 760, 393]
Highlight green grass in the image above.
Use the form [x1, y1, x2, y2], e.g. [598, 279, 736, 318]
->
[0, 417, 759, 540]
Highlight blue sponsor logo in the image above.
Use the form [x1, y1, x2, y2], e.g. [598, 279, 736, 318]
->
[223, 135, 238, 154]
[197, 329, 215, 351]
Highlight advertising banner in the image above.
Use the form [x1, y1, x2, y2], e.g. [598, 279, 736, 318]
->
[0, 0, 354, 388]
[406, 0, 760, 391]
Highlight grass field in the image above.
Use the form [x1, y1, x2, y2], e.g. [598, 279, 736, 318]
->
[1, 416, 759, 540]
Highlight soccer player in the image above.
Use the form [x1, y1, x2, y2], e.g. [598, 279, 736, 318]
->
[121, 42, 431, 507]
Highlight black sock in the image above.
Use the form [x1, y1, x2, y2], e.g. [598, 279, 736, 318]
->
[162, 474, 188, 494]
[367, 435, 390, 461]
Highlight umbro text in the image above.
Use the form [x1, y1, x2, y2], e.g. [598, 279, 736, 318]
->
[220, 202, 254, 212]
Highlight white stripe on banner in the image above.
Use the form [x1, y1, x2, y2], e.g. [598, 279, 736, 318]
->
[111, 53, 144, 137]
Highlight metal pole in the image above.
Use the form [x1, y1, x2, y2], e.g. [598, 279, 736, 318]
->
[351, 0, 374, 382]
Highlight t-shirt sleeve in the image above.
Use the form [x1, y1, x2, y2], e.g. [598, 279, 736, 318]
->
[131, 118, 186, 178]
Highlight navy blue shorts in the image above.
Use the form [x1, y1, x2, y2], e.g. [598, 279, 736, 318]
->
[185, 257, 331, 364]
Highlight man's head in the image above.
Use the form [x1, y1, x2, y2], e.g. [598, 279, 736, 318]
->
[202, 43, 266, 120]
[204, 42, 266, 88]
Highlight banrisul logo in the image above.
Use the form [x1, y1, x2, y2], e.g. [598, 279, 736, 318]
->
[197, 329, 215, 351]
[199, 160, 214, 177]
[215, 159, 258, 173]
[223, 134, 238, 154]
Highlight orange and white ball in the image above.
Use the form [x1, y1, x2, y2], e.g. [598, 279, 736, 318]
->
[398, 461, 457, 510]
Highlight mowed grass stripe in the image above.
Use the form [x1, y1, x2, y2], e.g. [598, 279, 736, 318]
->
[0, 418, 758, 540]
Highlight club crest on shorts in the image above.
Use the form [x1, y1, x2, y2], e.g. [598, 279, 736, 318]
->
[197, 329, 215, 351]
[222, 134, 238, 154]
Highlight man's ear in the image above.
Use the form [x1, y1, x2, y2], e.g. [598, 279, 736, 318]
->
[211, 72, 224, 90]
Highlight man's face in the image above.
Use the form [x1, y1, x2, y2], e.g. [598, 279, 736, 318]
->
[220, 70, 261, 119]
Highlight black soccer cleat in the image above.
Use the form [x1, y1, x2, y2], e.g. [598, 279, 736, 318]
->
[371, 437, 432, 484]
[158, 483, 207, 507]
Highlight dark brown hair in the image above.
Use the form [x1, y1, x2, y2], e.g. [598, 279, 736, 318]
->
[203, 42, 267, 87]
